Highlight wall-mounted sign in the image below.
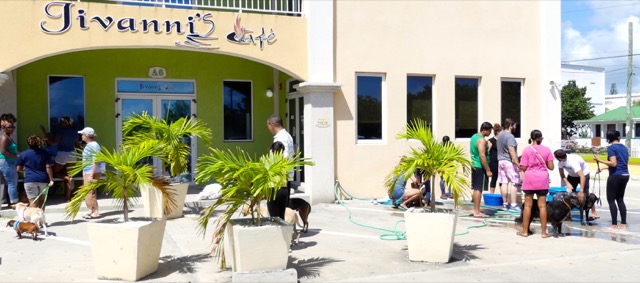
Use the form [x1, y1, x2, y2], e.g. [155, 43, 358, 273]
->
[148, 67, 166, 79]
[315, 118, 330, 128]
[39, 2, 276, 51]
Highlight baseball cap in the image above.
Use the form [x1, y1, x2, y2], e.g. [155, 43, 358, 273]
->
[78, 127, 96, 136]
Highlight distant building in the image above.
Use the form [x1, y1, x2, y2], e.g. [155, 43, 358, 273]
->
[561, 64, 606, 115]
[605, 93, 640, 112]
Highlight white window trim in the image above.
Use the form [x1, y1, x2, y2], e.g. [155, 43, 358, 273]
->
[500, 78, 525, 141]
[222, 79, 254, 142]
[355, 72, 386, 145]
[454, 76, 481, 139]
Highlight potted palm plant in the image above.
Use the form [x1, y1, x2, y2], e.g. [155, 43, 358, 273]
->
[385, 118, 472, 263]
[65, 142, 174, 281]
[122, 112, 213, 219]
[195, 147, 313, 272]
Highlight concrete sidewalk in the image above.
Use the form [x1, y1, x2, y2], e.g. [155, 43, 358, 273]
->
[1, 182, 639, 282]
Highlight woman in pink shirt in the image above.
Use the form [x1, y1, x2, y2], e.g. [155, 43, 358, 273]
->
[517, 130, 555, 238]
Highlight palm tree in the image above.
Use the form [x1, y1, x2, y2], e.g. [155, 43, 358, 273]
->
[122, 112, 213, 177]
[385, 119, 471, 212]
[194, 147, 313, 269]
[64, 142, 173, 222]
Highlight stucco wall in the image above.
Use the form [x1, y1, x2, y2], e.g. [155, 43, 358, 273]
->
[333, 1, 561, 198]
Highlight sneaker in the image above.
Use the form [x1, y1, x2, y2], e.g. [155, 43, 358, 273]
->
[502, 203, 509, 210]
[509, 204, 521, 212]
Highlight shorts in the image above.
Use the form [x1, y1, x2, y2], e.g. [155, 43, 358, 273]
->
[498, 160, 521, 185]
[24, 182, 48, 200]
[567, 174, 590, 194]
[55, 151, 75, 165]
[83, 162, 106, 175]
[523, 189, 548, 196]
[471, 167, 488, 191]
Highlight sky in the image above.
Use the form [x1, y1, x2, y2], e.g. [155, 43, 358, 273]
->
[561, 0, 640, 94]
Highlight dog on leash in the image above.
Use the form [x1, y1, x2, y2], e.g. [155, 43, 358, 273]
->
[287, 198, 311, 233]
[7, 220, 39, 240]
[241, 204, 301, 244]
[14, 202, 48, 237]
[515, 193, 581, 237]
[554, 192, 600, 226]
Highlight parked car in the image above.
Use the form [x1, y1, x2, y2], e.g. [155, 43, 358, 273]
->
[560, 139, 572, 153]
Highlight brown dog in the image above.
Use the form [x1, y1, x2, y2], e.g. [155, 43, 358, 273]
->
[288, 198, 311, 233]
[14, 202, 48, 236]
[7, 220, 39, 240]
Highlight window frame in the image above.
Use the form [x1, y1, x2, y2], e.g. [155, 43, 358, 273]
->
[500, 78, 524, 139]
[454, 76, 480, 139]
[222, 79, 254, 142]
[47, 75, 86, 133]
[355, 72, 386, 144]
[406, 74, 434, 130]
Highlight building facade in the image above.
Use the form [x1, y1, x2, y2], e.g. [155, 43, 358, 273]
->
[561, 63, 606, 115]
[0, 0, 561, 202]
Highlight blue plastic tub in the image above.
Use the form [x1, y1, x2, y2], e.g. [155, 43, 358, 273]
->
[483, 193, 503, 206]
[547, 186, 579, 202]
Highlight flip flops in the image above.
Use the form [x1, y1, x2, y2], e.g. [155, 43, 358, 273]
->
[82, 214, 100, 219]
[588, 216, 600, 221]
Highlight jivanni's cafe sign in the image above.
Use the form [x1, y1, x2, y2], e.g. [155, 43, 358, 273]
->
[39, 1, 277, 50]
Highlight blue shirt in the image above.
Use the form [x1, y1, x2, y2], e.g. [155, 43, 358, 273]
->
[16, 148, 52, 183]
[56, 127, 79, 152]
[607, 143, 629, 176]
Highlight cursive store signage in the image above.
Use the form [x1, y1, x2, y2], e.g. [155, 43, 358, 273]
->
[39, 1, 276, 50]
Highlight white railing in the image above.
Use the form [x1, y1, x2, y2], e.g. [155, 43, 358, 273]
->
[81, 0, 303, 16]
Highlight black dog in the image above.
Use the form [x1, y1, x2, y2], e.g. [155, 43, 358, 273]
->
[515, 193, 581, 237]
[288, 198, 311, 233]
[554, 192, 600, 226]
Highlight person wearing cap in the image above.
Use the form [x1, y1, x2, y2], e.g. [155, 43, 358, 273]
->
[78, 127, 105, 219]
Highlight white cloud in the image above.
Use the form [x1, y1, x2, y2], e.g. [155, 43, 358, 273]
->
[562, 1, 640, 93]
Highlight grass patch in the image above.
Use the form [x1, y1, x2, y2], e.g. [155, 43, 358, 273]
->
[578, 153, 640, 166]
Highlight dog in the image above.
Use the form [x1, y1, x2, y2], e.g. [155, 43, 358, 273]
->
[515, 193, 581, 237]
[241, 204, 301, 244]
[14, 202, 48, 237]
[554, 192, 600, 226]
[7, 220, 39, 240]
[287, 198, 311, 233]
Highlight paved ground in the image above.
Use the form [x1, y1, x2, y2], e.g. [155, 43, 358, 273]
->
[1, 179, 639, 282]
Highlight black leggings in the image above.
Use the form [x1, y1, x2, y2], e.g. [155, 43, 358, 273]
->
[606, 175, 629, 225]
[489, 162, 499, 189]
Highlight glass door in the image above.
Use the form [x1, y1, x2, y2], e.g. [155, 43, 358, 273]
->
[116, 79, 197, 181]
[286, 86, 305, 189]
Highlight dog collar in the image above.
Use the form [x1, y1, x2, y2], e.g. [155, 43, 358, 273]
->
[13, 220, 20, 230]
[562, 200, 571, 210]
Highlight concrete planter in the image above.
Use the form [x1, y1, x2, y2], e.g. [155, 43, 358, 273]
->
[87, 218, 166, 281]
[404, 208, 458, 263]
[224, 217, 293, 272]
[140, 182, 189, 219]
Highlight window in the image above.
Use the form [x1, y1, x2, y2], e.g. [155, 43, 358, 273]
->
[635, 124, 640, 138]
[223, 81, 252, 141]
[595, 124, 601, 137]
[357, 74, 384, 141]
[48, 76, 85, 133]
[407, 76, 433, 127]
[607, 124, 616, 132]
[622, 123, 627, 137]
[501, 80, 522, 138]
[455, 78, 479, 138]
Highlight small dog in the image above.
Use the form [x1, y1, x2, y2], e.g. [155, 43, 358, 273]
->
[14, 202, 48, 237]
[516, 193, 581, 237]
[287, 198, 311, 233]
[241, 204, 301, 244]
[7, 220, 39, 240]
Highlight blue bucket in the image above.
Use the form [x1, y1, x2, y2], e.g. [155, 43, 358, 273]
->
[547, 186, 579, 201]
[483, 194, 503, 206]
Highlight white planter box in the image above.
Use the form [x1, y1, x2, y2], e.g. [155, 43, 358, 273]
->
[87, 218, 166, 281]
[404, 208, 458, 263]
[140, 182, 189, 219]
[224, 217, 293, 272]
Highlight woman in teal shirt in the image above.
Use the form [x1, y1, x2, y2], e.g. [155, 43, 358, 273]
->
[0, 120, 19, 207]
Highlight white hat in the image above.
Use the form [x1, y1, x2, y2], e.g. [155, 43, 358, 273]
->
[78, 127, 96, 137]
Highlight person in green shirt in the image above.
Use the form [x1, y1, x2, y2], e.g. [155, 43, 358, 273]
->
[470, 122, 493, 218]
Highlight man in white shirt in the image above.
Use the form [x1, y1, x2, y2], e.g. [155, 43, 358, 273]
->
[266, 115, 294, 220]
[554, 149, 599, 219]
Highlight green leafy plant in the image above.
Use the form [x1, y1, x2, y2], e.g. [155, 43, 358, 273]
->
[385, 119, 472, 212]
[122, 112, 213, 177]
[64, 142, 174, 222]
[194, 147, 313, 268]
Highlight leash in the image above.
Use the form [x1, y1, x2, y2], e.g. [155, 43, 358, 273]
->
[27, 183, 52, 209]
[593, 152, 602, 207]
